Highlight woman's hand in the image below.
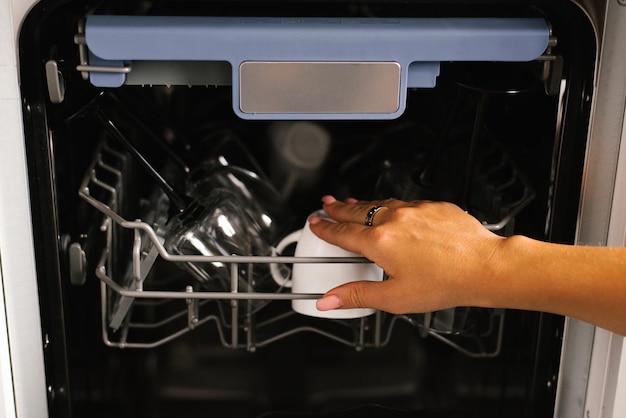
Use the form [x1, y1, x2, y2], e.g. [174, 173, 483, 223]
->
[308, 195, 626, 336]
[308, 195, 506, 314]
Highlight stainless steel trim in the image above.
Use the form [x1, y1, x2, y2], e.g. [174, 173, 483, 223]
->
[575, 0, 626, 248]
[554, 320, 597, 418]
[239, 61, 401, 114]
[556, 1, 626, 417]
[607, 108, 626, 247]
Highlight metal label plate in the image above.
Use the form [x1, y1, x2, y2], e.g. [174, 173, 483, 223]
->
[239, 61, 401, 114]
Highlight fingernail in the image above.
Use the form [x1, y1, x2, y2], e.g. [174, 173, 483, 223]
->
[316, 295, 343, 311]
[321, 195, 337, 204]
[308, 215, 320, 225]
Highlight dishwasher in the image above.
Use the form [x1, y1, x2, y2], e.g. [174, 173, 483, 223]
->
[3, 0, 625, 417]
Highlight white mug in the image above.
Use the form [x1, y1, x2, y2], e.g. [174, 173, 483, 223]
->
[272, 210, 383, 319]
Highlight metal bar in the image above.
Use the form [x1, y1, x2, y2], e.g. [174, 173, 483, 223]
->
[76, 64, 132, 74]
[230, 263, 239, 348]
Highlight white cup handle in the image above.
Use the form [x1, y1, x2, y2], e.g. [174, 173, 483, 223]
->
[270, 228, 303, 288]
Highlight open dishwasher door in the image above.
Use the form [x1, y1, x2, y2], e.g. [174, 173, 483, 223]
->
[4, 0, 623, 417]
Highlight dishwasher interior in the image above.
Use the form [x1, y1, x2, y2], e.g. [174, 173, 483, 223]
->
[18, 0, 595, 417]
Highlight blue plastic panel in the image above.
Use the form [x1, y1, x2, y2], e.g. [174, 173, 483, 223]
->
[84, 16, 550, 120]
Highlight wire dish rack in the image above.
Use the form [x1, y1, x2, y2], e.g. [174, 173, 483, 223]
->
[78, 137, 524, 358]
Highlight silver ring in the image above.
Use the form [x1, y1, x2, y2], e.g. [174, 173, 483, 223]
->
[364, 205, 386, 227]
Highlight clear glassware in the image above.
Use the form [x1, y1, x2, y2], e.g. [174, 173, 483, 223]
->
[164, 188, 287, 314]
[186, 163, 295, 246]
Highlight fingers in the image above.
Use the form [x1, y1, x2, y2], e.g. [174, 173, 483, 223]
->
[308, 195, 489, 316]
[319, 195, 404, 226]
[308, 215, 370, 255]
[309, 195, 406, 257]
[316, 280, 407, 314]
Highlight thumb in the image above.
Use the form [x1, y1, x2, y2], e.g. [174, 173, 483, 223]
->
[315, 280, 397, 313]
